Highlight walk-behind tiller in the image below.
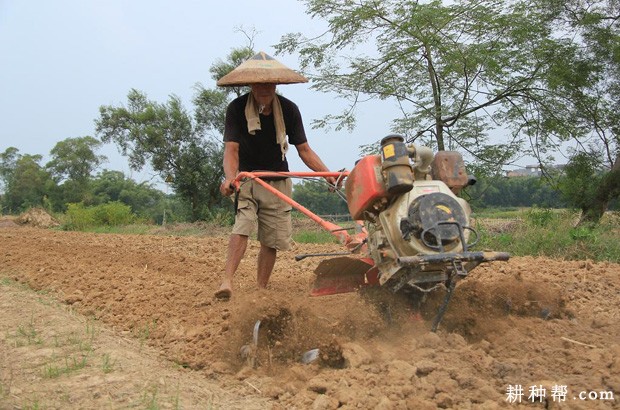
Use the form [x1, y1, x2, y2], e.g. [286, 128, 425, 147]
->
[233, 135, 510, 331]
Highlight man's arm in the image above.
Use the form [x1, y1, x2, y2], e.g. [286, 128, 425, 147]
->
[295, 142, 338, 188]
[220, 141, 239, 197]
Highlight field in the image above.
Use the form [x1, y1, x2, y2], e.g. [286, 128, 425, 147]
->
[1, 220, 619, 409]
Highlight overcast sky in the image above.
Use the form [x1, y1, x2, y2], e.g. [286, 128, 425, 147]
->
[1, 0, 402, 188]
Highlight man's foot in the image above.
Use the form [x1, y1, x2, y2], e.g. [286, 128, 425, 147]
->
[214, 287, 232, 300]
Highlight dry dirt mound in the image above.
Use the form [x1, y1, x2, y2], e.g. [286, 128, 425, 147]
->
[15, 207, 60, 228]
[0, 216, 18, 228]
[0, 227, 618, 409]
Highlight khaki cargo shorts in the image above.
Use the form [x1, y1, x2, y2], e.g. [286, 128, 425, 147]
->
[232, 178, 293, 251]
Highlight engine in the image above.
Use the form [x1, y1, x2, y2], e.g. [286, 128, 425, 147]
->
[345, 135, 483, 292]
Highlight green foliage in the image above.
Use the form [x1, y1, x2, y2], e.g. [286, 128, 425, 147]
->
[42, 354, 89, 379]
[200, 207, 235, 226]
[101, 353, 116, 374]
[95, 88, 226, 221]
[476, 209, 620, 262]
[93, 202, 135, 226]
[276, 0, 549, 173]
[465, 175, 566, 209]
[0, 146, 20, 192]
[95, 47, 255, 221]
[293, 230, 338, 244]
[202, 45, 254, 100]
[523, 0, 619, 221]
[278, 0, 618, 219]
[569, 226, 596, 241]
[472, 208, 523, 219]
[64, 202, 135, 230]
[46, 136, 106, 183]
[557, 149, 619, 225]
[292, 179, 349, 216]
[89, 170, 166, 221]
[558, 151, 604, 211]
[524, 207, 558, 227]
[42, 137, 108, 211]
[0, 149, 55, 213]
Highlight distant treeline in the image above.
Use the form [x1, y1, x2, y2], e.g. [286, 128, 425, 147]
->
[465, 176, 565, 209]
[291, 175, 618, 217]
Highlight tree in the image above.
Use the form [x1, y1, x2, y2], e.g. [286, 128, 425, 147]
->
[45, 136, 107, 209]
[46, 136, 107, 183]
[0, 149, 54, 213]
[96, 47, 255, 221]
[466, 174, 566, 208]
[278, 0, 619, 224]
[90, 170, 166, 220]
[96, 89, 216, 220]
[293, 179, 349, 215]
[0, 147, 20, 194]
[276, 0, 552, 173]
[529, 0, 620, 224]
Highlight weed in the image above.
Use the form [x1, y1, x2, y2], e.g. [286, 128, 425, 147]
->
[66, 332, 93, 353]
[570, 226, 596, 241]
[22, 397, 42, 410]
[101, 353, 115, 374]
[173, 382, 181, 410]
[143, 385, 160, 410]
[477, 209, 620, 262]
[15, 316, 43, 346]
[42, 354, 89, 379]
[42, 362, 62, 379]
[85, 318, 98, 342]
[133, 319, 157, 349]
[524, 207, 557, 227]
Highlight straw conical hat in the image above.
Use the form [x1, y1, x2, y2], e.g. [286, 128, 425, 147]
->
[217, 51, 308, 86]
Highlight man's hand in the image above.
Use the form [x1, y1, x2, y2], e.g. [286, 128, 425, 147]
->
[325, 176, 342, 192]
[220, 178, 236, 197]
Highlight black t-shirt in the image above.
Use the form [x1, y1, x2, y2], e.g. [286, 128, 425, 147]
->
[223, 93, 308, 172]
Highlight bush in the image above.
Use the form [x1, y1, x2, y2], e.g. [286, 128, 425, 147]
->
[524, 207, 557, 227]
[93, 202, 134, 226]
[64, 202, 135, 230]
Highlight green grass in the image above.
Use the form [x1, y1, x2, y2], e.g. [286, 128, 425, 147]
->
[475, 209, 620, 262]
[472, 207, 526, 219]
[21, 397, 42, 410]
[0, 277, 13, 286]
[85, 224, 154, 235]
[293, 230, 339, 244]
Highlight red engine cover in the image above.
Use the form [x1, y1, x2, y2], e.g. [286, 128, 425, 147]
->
[345, 155, 389, 220]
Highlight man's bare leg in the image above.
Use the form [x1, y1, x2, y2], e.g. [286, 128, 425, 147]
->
[257, 244, 277, 288]
[215, 234, 248, 299]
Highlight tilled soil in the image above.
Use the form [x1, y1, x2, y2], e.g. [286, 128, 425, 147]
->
[0, 225, 618, 409]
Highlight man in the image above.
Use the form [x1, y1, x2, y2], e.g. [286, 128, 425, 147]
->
[214, 51, 337, 300]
